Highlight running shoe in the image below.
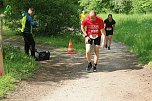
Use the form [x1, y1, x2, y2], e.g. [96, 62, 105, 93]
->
[86, 62, 92, 72]
[93, 65, 97, 72]
[108, 46, 110, 50]
[105, 44, 107, 48]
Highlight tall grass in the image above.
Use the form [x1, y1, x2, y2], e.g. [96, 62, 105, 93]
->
[0, 45, 38, 98]
[112, 14, 152, 64]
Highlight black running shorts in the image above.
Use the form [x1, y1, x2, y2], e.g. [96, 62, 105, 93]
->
[86, 36, 101, 45]
[106, 31, 113, 36]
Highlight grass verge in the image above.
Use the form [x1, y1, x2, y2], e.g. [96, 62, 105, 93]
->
[99, 13, 152, 65]
[0, 45, 38, 99]
[110, 14, 152, 64]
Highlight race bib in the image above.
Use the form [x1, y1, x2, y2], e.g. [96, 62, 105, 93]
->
[106, 27, 112, 31]
[90, 34, 98, 39]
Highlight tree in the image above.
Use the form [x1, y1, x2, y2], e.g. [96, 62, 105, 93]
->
[79, 0, 133, 14]
[131, 0, 152, 13]
[3, 0, 80, 35]
[79, 0, 111, 13]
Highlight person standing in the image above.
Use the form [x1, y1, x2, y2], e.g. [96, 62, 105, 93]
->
[104, 14, 116, 50]
[21, 7, 38, 58]
[81, 10, 106, 72]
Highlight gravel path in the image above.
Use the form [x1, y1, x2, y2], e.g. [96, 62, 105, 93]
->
[2, 39, 152, 101]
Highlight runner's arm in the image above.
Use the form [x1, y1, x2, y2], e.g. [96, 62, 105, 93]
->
[101, 28, 106, 48]
[81, 25, 90, 44]
[81, 25, 87, 37]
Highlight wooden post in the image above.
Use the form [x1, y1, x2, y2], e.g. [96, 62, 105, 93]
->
[0, 14, 4, 76]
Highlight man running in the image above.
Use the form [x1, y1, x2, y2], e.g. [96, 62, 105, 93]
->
[81, 10, 106, 72]
[104, 14, 116, 50]
[21, 7, 38, 58]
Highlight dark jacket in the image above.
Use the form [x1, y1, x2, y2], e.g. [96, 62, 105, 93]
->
[21, 13, 37, 33]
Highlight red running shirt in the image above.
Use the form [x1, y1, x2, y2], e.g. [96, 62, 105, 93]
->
[82, 16, 104, 37]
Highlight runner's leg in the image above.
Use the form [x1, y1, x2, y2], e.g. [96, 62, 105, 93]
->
[93, 37, 101, 72]
[85, 38, 93, 71]
[105, 36, 108, 48]
[108, 35, 112, 47]
[94, 45, 100, 64]
[108, 35, 112, 50]
[86, 44, 91, 63]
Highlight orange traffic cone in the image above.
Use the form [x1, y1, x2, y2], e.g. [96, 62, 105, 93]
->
[67, 39, 74, 54]
[0, 51, 4, 76]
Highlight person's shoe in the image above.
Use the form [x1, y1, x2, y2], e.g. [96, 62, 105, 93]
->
[93, 64, 97, 72]
[105, 44, 107, 48]
[108, 46, 110, 50]
[86, 62, 92, 72]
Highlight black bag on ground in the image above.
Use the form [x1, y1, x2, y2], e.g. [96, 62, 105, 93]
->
[35, 49, 50, 61]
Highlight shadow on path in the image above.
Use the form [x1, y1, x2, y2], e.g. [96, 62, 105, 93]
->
[4, 39, 143, 85]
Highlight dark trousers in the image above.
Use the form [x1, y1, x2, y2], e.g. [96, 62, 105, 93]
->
[22, 32, 35, 57]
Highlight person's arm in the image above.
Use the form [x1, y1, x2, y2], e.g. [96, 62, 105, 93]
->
[81, 25, 87, 37]
[101, 28, 106, 48]
[100, 19, 106, 48]
[81, 25, 90, 43]
[104, 19, 107, 29]
[27, 16, 37, 27]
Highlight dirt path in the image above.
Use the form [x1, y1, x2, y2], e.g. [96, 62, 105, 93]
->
[2, 39, 152, 101]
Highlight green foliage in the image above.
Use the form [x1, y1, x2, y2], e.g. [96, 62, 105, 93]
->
[4, 5, 12, 15]
[79, 0, 133, 14]
[0, 45, 38, 98]
[0, 75, 16, 98]
[3, 0, 80, 35]
[3, 45, 38, 79]
[148, 61, 152, 67]
[79, 0, 110, 13]
[131, 0, 152, 13]
[111, 0, 133, 14]
[79, 0, 152, 14]
[113, 14, 152, 63]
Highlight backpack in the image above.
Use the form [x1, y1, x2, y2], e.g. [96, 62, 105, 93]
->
[35, 49, 50, 61]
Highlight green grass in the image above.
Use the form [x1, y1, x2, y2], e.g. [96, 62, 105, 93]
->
[35, 33, 85, 54]
[111, 14, 152, 64]
[0, 45, 38, 98]
[0, 75, 16, 98]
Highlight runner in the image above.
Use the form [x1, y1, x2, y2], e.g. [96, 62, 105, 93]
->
[80, 10, 87, 23]
[81, 10, 106, 72]
[104, 14, 116, 50]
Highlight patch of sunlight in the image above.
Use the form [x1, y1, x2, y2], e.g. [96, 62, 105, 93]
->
[148, 61, 152, 68]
